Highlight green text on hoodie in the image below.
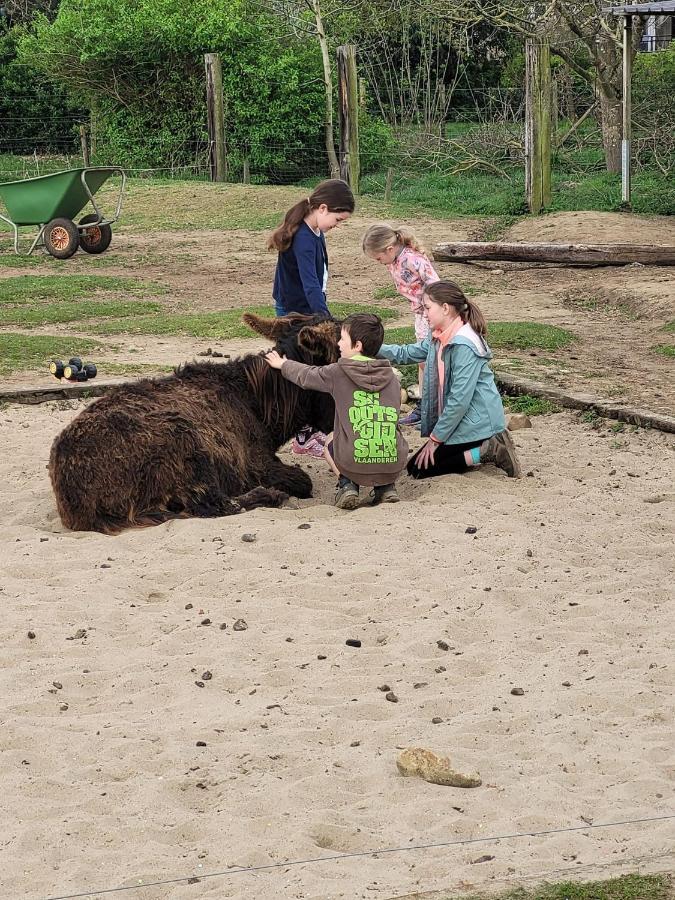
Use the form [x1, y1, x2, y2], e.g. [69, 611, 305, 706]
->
[280, 355, 409, 487]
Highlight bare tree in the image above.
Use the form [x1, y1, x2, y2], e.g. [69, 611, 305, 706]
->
[417, 0, 645, 172]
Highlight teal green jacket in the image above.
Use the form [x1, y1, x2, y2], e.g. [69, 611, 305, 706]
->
[379, 324, 506, 445]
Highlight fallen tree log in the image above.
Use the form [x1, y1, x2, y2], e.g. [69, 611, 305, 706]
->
[432, 241, 675, 267]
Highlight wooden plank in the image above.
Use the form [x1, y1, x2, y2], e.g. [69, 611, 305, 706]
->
[495, 372, 675, 433]
[432, 240, 675, 266]
[337, 45, 360, 192]
[3, 374, 673, 435]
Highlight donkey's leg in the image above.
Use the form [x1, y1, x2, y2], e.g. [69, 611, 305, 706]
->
[231, 486, 289, 510]
[263, 458, 314, 499]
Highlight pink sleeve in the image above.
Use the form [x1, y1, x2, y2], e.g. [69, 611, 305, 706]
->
[416, 255, 439, 285]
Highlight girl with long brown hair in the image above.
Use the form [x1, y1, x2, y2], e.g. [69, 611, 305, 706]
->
[269, 179, 355, 457]
[379, 280, 521, 479]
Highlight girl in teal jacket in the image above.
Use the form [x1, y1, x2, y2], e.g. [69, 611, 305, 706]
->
[379, 280, 521, 479]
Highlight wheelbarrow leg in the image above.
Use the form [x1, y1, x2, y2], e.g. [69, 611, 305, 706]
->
[28, 225, 46, 256]
[0, 212, 20, 254]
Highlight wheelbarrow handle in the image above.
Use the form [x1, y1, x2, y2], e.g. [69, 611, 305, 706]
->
[80, 167, 126, 227]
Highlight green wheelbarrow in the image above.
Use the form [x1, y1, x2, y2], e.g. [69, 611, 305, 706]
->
[0, 166, 126, 259]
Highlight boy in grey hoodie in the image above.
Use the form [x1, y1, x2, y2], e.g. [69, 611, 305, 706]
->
[265, 313, 408, 509]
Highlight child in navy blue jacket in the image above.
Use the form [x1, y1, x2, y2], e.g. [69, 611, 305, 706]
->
[268, 179, 355, 455]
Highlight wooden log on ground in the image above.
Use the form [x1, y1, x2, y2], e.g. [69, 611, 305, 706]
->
[433, 241, 675, 267]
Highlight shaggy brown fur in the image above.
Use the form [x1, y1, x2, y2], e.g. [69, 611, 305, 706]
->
[49, 313, 341, 534]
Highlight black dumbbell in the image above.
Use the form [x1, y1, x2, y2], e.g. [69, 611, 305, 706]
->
[49, 359, 65, 379]
[68, 357, 83, 370]
[83, 363, 97, 380]
[74, 370, 88, 382]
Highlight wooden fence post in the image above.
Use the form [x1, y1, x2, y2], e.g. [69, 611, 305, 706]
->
[204, 53, 226, 183]
[525, 37, 552, 213]
[337, 44, 360, 192]
[79, 125, 90, 167]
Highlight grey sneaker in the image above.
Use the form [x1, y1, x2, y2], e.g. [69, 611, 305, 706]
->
[370, 483, 400, 504]
[481, 431, 522, 478]
[335, 479, 360, 510]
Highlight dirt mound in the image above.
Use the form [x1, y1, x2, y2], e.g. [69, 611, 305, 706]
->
[506, 210, 675, 246]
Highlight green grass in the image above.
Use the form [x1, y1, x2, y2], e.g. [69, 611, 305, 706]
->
[0, 332, 112, 376]
[444, 872, 672, 899]
[360, 169, 675, 218]
[0, 274, 164, 304]
[373, 284, 400, 300]
[664, 321, 675, 333]
[0, 253, 42, 268]
[87, 303, 398, 339]
[653, 344, 675, 358]
[502, 393, 560, 415]
[385, 322, 575, 351]
[0, 298, 162, 326]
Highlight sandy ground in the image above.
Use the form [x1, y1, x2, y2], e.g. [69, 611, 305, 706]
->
[1, 397, 673, 900]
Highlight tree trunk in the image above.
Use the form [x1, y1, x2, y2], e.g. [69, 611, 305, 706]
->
[311, 0, 340, 178]
[597, 83, 622, 173]
[432, 240, 675, 266]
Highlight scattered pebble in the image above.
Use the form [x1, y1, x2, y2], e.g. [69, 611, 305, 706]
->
[385, 691, 399, 703]
[196, 741, 207, 747]
[465, 526, 478, 534]
[511, 687, 525, 696]
[378, 684, 391, 692]
[578, 649, 589, 655]
[233, 619, 248, 631]
[66, 629, 87, 641]
[200, 618, 211, 626]
[437, 640, 450, 652]
[350, 740, 360, 747]
[435, 665, 447, 674]
[317, 653, 327, 660]
[241, 534, 257, 543]
[59, 703, 69, 711]
[431, 716, 443, 724]
[27, 631, 36, 640]
[195, 681, 205, 688]
[472, 855, 495, 864]
[298, 523, 311, 530]
[185, 603, 193, 610]
[52, 682, 63, 690]
[562, 681, 572, 687]
[526, 549, 533, 558]
[201, 671, 212, 681]
[219, 623, 227, 630]
[346, 639, 361, 648]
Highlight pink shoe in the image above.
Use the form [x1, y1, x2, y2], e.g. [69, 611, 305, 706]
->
[291, 434, 326, 458]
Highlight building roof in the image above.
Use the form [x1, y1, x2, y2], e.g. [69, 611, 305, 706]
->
[606, 1, 675, 13]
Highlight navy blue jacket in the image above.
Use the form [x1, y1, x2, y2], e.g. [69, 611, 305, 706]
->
[273, 221, 329, 316]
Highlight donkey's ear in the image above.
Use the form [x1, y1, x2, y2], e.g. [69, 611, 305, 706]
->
[243, 312, 314, 340]
[297, 321, 341, 361]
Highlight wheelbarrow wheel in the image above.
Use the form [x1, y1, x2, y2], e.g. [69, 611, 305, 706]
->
[79, 214, 113, 254]
[44, 218, 79, 259]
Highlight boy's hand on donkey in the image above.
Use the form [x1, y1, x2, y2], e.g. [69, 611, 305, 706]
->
[264, 350, 286, 369]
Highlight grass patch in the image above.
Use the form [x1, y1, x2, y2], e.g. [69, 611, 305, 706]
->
[445, 872, 672, 900]
[502, 393, 560, 415]
[663, 321, 675, 333]
[489, 322, 575, 351]
[385, 322, 575, 351]
[88, 303, 398, 339]
[0, 332, 112, 376]
[0, 274, 164, 304]
[373, 284, 400, 300]
[653, 344, 675, 358]
[0, 253, 42, 268]
[0, 299, 163, 326]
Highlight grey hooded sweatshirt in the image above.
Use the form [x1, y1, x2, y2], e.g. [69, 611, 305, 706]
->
[280, 354, 409, 487]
